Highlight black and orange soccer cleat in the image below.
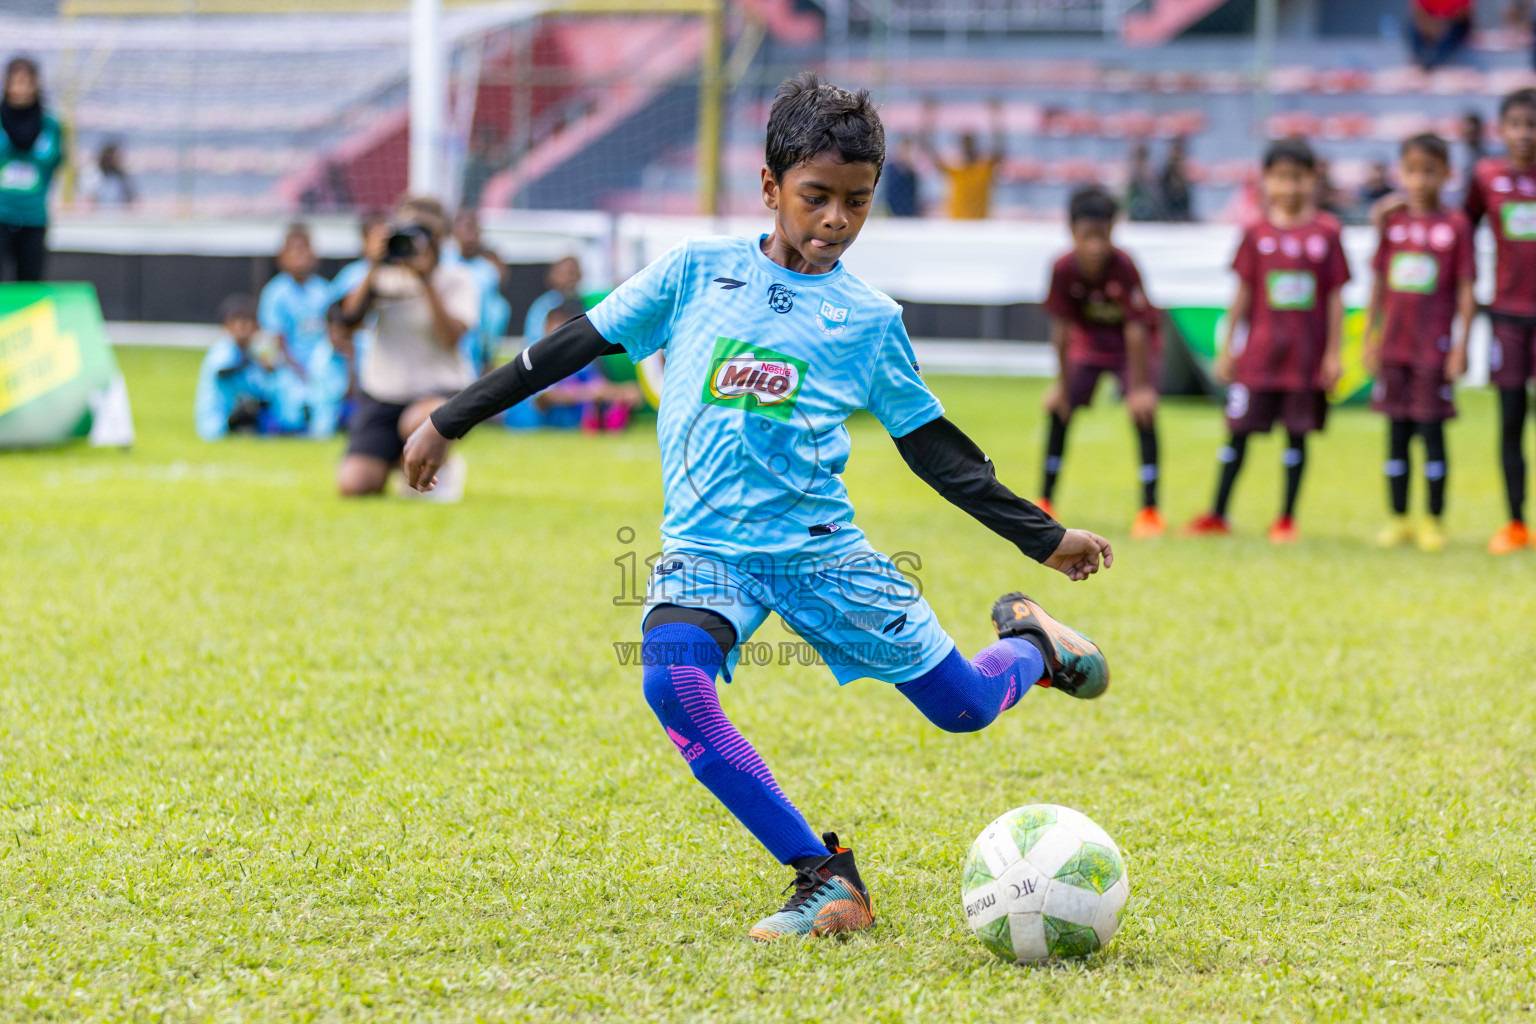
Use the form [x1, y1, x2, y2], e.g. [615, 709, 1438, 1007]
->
[748, 833, 875, 942]
[990, 592, 1109, 699]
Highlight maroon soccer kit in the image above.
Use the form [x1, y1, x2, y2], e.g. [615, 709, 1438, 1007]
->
[1465, 157, 1536, 387]
[1369, 207, 1474, 422]
[1043, 247, 1159, 409]
[1226, 213, 1350, 435]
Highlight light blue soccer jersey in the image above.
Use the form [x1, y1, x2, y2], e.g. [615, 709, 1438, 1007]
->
[587, 235, 944, 565]
[258, 272, 332, 367]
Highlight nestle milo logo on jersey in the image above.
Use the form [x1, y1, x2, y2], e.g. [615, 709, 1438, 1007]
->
[1388, 251, 1439, 294]
[1504, 202, 1536, 240]
[703, 336, 808, 421]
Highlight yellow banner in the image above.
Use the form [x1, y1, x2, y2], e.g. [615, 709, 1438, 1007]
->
[0, 300, 81, 417]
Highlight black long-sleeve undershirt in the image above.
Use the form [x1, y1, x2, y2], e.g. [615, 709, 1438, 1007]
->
[893, 417, 1065, 563]
[429, 314, 621, 439]
[429, 316, 1063, 561]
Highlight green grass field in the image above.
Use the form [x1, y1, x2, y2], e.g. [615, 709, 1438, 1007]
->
[5, 346, 1536, 1023]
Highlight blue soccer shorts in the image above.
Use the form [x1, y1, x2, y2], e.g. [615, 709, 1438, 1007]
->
[641, 545, 957, 686]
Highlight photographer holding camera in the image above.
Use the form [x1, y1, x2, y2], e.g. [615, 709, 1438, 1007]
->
[336, 197, 480, 499]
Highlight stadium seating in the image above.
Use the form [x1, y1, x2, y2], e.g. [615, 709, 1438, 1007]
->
[11, 5, 1536, 220]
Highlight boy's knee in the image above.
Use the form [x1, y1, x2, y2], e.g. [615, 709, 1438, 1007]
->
[336, 457, 387, 497]
[639, 622, 720, 719]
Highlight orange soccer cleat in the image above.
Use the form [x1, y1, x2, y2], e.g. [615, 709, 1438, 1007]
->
[1130, 506, 1166, 539]
[1183, 512, 1232, 537]
[1035, 496, 1056, 518]
[1268, 516, 1300, 545]
[1487, 521, 1530, 555]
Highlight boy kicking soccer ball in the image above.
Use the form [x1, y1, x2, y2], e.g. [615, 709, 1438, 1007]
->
[1186, 138, 1350, 543]
[401, 74, 1114, 941]
[1364, 133, 1474, 552]
[1039, 187, 1163, 538]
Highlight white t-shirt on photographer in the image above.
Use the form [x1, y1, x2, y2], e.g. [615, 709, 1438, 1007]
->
[360, 261, 481, 404]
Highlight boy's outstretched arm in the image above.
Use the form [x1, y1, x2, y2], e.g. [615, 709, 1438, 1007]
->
[893, 416, 1113, 582]
[401, 314, 623, 490]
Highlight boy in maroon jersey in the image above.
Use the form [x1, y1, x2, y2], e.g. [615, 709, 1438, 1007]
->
[1186, 138, 1350, 543]
[1466, 88, 1536, 554]
[1039, 187, 1163, 538]
[1365, 134, 1475, 552]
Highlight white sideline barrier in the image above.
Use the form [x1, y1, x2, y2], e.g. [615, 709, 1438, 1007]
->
[104, 321, 1059, 378]
[70, 212, 1496, 382]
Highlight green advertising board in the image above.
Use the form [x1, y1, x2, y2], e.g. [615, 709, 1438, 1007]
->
[0, 282, 132, 448]
[1164, 305, 1374, 405]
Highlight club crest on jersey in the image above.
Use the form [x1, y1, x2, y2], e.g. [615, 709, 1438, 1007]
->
[767, 283, 795, 314]
[816, 300, 851, 337]
[702, 336, 809, 421]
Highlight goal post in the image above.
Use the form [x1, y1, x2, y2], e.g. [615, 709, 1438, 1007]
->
[56, 0, 728, 216]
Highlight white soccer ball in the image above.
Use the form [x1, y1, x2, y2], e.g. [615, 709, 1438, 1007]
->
[960, 803, 1129, 963]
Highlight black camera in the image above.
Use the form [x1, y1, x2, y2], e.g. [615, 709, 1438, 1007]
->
[383, 223, 431, 264]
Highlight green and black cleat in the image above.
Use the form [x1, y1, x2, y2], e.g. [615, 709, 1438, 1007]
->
[990, 591, 1109, 699]
[749, 832, 875, 941]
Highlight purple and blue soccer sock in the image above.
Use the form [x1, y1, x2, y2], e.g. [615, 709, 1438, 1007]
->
[642, 623, 1045, 864]
[896, 637, 1044, 733]
[641, 622, 829, 864]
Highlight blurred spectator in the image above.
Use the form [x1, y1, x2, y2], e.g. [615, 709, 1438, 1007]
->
[259, 224, 331, 375]
[88, 141, 135, 209]
[1407, 0, 1473, 71]
[330, 210, 389, 302]
[0, 56, 64, 282]
[1359, 160, 1395, 208]
[922, 97, 1005, 220]
[448, 208, 512, 373]
[334, 195, 480, 499]
[323, 211, 391, 426]
[306, 305, 357, 439]
[505, 301, 643, 432]
[1461, 110, 1488, 178]
[300, 160, 354, 213]
[881, 138, 921, 217]
[1126, 142, 1160, 221]
[522, 255, 583, 341]
[1158, 137, 1195, 222]
[195, 294, 308, 440]
[1313, 156, 1349, 217]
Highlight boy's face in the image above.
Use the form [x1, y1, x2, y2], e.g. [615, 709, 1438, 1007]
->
[278, 235, 317, 279]
[453, 212, 479, 250]
[1498, 102, 1536, 167]
[226, 313, 258, 345]
[548, 256, 581, 293]
[1069, 219, 1114, 277]
[1262, 159, 1314, 215]
[1399, 147, 1449, 208]
[5, 68, 37, 107]
[761, 151, 878, 272]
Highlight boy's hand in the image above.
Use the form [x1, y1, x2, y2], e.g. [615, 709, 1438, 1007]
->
[1042, 382, 1070, 420]
[1126, 386, 1157, 430]
[1320, 352, 1343, 391]
[1214, 350, 1234, 385]
[1446, 347, 1468, 380]
[1042, 529, 1114, 582]
[402, 418, 450, 491]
